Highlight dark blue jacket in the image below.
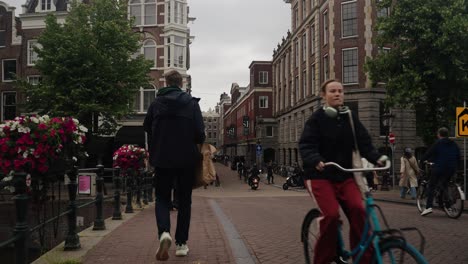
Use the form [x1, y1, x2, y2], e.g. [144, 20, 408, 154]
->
[299, 109, 381, 181]
[421, 138, 460, 176]
[143, 89, 205, 168]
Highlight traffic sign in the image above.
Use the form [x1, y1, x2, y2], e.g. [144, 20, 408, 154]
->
[388, 132, 395, 144]
[456, 107, 468, 137]
[256, 144, 262, 152]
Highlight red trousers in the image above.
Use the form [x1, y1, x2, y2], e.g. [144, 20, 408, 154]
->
[305, 178, 372, 264]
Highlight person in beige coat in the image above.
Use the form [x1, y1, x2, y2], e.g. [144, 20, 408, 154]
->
[399, 148, 420, 199]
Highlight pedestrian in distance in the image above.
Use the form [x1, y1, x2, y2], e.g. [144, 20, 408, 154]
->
[399, 147, 419, 200]
[299, 79, 387, 264]
[143, 70, 205, 261]
[267, 161, 274, 184]
[420, 127, 460, 216]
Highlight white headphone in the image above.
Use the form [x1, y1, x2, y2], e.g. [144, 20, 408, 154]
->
[323, 105, 350, 118]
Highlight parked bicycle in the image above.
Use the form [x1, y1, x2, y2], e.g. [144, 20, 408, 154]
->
[302, 160, 428, 264]
[416, 162, 465, 219]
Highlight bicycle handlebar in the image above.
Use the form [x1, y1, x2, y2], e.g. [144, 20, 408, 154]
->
[324, 160, 391, 172]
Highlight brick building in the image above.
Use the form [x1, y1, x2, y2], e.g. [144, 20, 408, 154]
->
[0, 0, 194, 133]
[272, 0, 422, 167]
[223, 61, 277, 166]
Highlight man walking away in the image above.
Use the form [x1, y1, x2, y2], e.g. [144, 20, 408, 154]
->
[144, 70, 205, 260]
[420, 127, 460, 216]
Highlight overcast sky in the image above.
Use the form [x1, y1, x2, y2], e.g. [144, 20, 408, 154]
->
[7, 0, 291, 112]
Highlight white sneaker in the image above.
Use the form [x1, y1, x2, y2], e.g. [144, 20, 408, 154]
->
[156, 232, 172, 261]
[421, 208, 433, 216]
[175, 243, 189, 257]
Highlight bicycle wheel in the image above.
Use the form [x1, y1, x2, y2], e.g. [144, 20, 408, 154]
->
[443, 183, 464, 219]
[302, 209, 321, 264]
[416, 185, 427, 213]
[373, 238, 428, 264]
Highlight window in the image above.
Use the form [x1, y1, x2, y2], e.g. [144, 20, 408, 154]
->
[28, 40, 42, 66]
[170, 36, 185, 68]
[144, 0, 157, 24]
[310, 25, 315, 55]
[342, 48, 358, 84]
[266, 126, 273, 137]
[2, 59, 16, 82]
[302, 34, 307, 62]
[167, 37, 171, 67]
[295, 40, 299, 68]
[323, 11, 328, 45]
[311, 64, 316, 95]
[376, 0, 389, 17]
[302, 70, 306, 99]
[130, 0, 156, 26]
[342, 1, 358, 38]
[134, 85, 156, 113]
[259, 71, 268, 84]
[214, 132, 216, 138]
[41, 0, 51, 11]
[130, 0, 142, 25]
[28, 76, 42, 85]
[0, 30, 5, 47]
[143, 39, 156, 68]
[259, 96, 268, 108]
[302, 0, 306, 20]
[208, 132, 212, 138]
[174, 1, 185, 24]
[294, 6, 299, 30]
[323, 55, 329, 80]
[2, 92, 16, 121]
[295, 76, 299, 102]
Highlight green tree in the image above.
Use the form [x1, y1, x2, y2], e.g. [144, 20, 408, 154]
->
[365, 0, 468, 145]
[22, 0, 152, 135]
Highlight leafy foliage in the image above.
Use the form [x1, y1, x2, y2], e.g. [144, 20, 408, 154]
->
[365, 0, 468, 145]
[20, 0, 152, 135]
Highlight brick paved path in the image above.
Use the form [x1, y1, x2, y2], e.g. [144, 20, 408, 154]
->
[82, 195, 235, 264]
[80, 162, 468, 264]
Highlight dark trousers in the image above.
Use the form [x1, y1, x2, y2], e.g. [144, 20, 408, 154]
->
[154, 167, 195, 244]
[425, 169, 453, 209]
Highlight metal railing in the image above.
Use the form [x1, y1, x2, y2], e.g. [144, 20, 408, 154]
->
[0, 165, 154, 264]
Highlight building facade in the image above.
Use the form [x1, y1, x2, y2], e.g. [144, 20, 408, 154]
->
[223, 61, 277, 166]
[215, 92, 231, 155]
[0, 0, 194, 131]
[202, 109, 220, 148]
[273, 0, 422, 167]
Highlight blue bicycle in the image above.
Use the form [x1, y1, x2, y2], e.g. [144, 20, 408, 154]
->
[301, 160, 428, 264]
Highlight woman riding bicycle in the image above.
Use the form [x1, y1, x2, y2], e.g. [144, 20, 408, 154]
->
[299, 79, 387, 264]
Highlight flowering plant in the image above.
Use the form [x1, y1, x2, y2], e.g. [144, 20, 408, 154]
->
[112, 144, 148, 173]
[0, 115, 88, 176]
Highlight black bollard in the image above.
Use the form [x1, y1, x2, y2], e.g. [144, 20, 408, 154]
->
[143, 171, 149, 205]
[112, 167, 122, 220]
[64, 166, 81, 250]
[93, 164, 106, 230]
[125, 175, 134, 213]
[136, 174, 142, 208]
[12, 172, 29, 264]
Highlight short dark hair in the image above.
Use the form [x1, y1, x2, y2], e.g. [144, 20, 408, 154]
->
[164, 70, 183, 87]
[320, 79, 341, 93]
[438, 127, 449, 138]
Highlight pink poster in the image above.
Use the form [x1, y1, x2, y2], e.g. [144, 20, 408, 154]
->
[79, 175, 91, 195]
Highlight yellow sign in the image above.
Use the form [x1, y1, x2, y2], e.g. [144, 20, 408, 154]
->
[456, 107, 468, 137]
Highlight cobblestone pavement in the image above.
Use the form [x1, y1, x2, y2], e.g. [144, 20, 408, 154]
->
[80, 162, 468, 264]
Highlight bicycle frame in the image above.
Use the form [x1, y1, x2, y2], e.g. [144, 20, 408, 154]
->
[336, 191, 386, 263]
[323, 160, 426, 263]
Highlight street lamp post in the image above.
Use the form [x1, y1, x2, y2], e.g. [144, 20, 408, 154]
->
[382, 112, 395, 189]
